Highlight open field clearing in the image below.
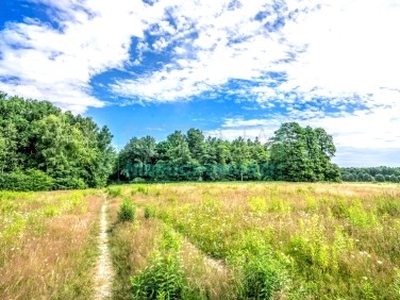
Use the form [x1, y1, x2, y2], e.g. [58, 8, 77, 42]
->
[1, 182, 399, 299]
[0, 190, 103, 299]
[108, 182, 400, 299]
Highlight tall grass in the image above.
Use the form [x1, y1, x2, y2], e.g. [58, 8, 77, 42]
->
[123, 182, 400, 299]
[0, 190, 102, 299]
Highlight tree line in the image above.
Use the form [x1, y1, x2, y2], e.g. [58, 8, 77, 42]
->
[341, 167, 400, 183]
[113, 122, 341, 183]
[0, 93, 115, 190]
[5, 92, 397, 191]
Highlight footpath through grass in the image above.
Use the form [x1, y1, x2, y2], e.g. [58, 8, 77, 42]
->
[107, 182, 400, 300]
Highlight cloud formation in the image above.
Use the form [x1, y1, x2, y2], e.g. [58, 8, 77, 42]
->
[0, 0, 148, 112]
[0, 0, 399, 165]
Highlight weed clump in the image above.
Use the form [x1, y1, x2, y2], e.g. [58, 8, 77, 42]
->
[118, 199, 136, 222]
[131, 185, 149, 196]
[144, 207, 155, 219]
[240, 256, 286, 300]
[107, 187, 122, 198]
[131, 229, 186, 299]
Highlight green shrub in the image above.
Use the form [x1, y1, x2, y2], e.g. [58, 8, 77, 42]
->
[53, 177, 87, 190]
[377, 197, 400, 216]
[144, 207, 155, 219]
[131, 250, 185, 300]
[0, 170, 54, 191]
[118, 199, 136, 222]
[131, 177, 146, 183]
[131, 229, 186, 299]
[107, 187, 122, 198]
[137, 185, 148, 195]
[240, 256, 285, 300]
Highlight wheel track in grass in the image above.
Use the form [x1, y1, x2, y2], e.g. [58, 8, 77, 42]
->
[94, 194, 114, 300]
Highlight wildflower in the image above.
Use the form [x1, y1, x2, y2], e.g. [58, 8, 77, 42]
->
[377, 260, 383, 265]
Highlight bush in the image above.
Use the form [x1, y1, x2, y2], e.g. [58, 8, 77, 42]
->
[53, 177, 87, 190]
[131, 177, 146, 183]
[240, 256, 285, 300]
[118, 199, 136, 222]
[131, 229, 186, 299]
[107, 187, 122, 198]
[144, 207, 155, 219]
[0, 170, 54, 191]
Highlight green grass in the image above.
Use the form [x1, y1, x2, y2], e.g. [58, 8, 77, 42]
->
[110, 182, 400, 299]
[3, 182, 399, 299]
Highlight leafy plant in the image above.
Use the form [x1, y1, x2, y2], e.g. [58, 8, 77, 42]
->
[107, 187, 122, 198]
[144, 206, 155, 219]
[118, 198, 136, 222]
[131, 229, 186, 299]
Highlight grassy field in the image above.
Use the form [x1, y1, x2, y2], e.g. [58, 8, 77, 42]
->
[0, 189, 102, 299]
[1, 182, 400, 299]
[108, 182, 400, 299]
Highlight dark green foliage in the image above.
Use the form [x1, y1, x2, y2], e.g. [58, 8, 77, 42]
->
[118, 198, 136, 222]
[0, 169, 53, 191]
[268, 123, 340, 182]
[115, 124, 341, 183]
[0, 93, 115, 191]
[341, 167, 400, 182]
[53, 177, 87, 190]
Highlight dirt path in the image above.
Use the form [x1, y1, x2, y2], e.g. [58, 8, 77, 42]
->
[94, 196, 114, 300]
[182, 237, 227, 273]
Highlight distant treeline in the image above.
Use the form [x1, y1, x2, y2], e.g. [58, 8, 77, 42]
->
[3, 92, 397, 191]
[0, 93, 115, 191]
[340, 167, 400, 183]
[113, 122, 341, 183]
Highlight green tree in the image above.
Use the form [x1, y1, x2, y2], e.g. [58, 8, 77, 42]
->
[231, 137, 250, 181]
[268, 122, 340, 182]
[186, 128, 205, 164]
[166, 131, 192, 165]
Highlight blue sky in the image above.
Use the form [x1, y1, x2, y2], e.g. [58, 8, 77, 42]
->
[1, 0, 400, 167]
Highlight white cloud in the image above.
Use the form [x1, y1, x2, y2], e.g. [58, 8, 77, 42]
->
[278, 1, 400, 106]
[0, 0, 149, 113]
[1, 0, 400, 165]
[111, 0, 290, 102]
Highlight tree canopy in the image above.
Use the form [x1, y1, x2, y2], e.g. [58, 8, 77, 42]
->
[0, 93, 115, 190]
[0, 91, 368, 191]
[114, 122, 341, 183]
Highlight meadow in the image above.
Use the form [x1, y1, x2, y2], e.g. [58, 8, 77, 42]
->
[0, 189, 103, 299]
[1, 182, 400, 299]
[108, 182, 400, 299]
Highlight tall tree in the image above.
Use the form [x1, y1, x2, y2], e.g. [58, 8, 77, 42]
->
[268, 122, 340, 182]
[231, 137, 250, 181]
[166, 131, 192, 165]
[186, 128, 205, 164]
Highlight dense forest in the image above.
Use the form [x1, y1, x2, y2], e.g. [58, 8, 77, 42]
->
[1, 93, 398, 191]
[0, 93, 115, 190]
[113, 122, 341, 182]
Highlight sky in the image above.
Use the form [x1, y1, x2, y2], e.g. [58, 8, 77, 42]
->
[0, 0, 399, 167]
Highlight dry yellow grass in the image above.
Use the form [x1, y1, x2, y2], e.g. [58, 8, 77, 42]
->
[0, 191, 102, 300]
